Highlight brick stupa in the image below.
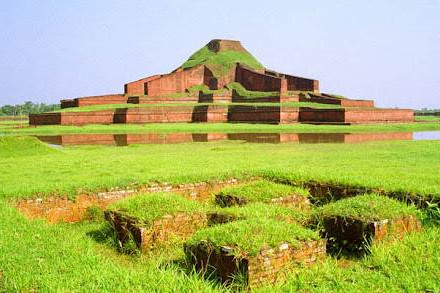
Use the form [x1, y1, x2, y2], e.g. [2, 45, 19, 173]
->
[30, 39, 413, 125]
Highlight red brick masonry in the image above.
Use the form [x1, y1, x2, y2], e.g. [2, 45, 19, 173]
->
[299, 108, 414, 124]
[105, 210, 208, 252]
[322, 215, 421, 254]
[185, 239, 326, 288]
[34, 40, 413, 125]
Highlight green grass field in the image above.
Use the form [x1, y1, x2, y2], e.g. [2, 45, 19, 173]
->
[1, 123, 440, 291]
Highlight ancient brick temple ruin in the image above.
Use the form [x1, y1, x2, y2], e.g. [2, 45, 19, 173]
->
[29, 39, 413, 125]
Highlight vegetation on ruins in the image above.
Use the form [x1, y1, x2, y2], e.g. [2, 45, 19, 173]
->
[52, 101, 342, 114]
[313, 194, 420, 222]
[209, 202, 310, 225]
[187, 218, 319, 256]
[0, 131, 439, 291]
[107, 192, 206, 225]
[217, 180, 309, 204]
[181, 45, 264, 77]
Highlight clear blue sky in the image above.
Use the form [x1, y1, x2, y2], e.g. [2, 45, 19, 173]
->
[0, 0, 439, 109]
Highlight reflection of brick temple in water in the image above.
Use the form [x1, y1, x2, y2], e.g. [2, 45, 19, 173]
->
[30, 39, 413, 125]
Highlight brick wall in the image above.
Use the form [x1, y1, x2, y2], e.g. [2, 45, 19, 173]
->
[284, 74, 319, 92]
[146, 65, 211, 96]
[124, 75, 162, 95]
[299, 109, 346, 123]
[114, 107, 194, 123]
[192, 105, 228, 122]
[186, 239, 326, 288]
[60, 99, 77, 109]
[29, 113, 62, 125]
[127, 96, 199, 104]
[235, 64, 282, 92]
[76, 94, 128, 107]
[106, 211, 207, 252]
[61, 111, 115, 125]
[345, 109, 414, 124]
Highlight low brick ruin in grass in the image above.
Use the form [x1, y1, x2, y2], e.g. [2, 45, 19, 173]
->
[207, 202, 310, 226]
[215, 180, 310, 208]
[314, 194, 422, 255]
[185, 219, 325, 288]
[105, 192, 207, 252]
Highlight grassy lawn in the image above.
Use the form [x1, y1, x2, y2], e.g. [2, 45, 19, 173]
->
[0, 136, 439, 199]
[1, 127, 440, 291]
[415, 115, 440, 122]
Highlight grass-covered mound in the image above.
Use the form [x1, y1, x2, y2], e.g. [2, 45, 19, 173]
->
[314, 194, 419, 223]
[107, 192, 206, 225]
[0, 136, 57, 158]
[181, 45, 264, 77]
[216, 180, 309, 207]
[187, 218, 319, 256]
[209, 202, 310, 226]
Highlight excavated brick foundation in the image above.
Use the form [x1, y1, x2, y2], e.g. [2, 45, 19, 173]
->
[185, 239, 326, 288]
[105, 211, 208, 251]
[322, 215, 421, 254]
[215, 193, 310, 208]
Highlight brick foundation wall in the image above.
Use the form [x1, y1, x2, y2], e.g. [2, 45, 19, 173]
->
[61, 111, 115, 125]
[106, 211, 207, 252]
[114, 107, 194, 123]
[75, 94, 128, 107]
[198, 93, 233, 103]
[284, 74, 319, 92]
[345, 109, 414, 124]
[235, 64, 282, 92]
[323, 215, 421, 254]
[192, 105, 229, 122]
[302, 94, 375, 107]
[127, 96, 199, 104]
[60, 99, 77, 109]
[29, 113, 62, 125]
[299, 108, 413, 124]
[299, 108, 346, 123]
[186, 239, 326, 288]
[124, 75, 162, 95]
[31, 111, 114, 126]
[146, 65, 211, 96]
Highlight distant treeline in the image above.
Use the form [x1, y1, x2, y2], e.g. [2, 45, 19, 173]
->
[0, 101, 60, 116]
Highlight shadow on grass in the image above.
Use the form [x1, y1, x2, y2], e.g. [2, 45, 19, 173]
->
[86, 222, 121, 250]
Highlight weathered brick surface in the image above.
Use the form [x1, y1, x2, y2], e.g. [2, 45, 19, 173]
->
[198, 92, 233, 103]
[192, 105, 228, 123]
[323, 215, 421, 254]
[185, 239, 326, 288]
[60, 99, 77, 109]
[300, 93, 375, 107]
[76, 95, 127, 107]
[284, 74, 319, 92]
[299, 108, 346, 124]
[114, 107, 194, 123]
[127, 95, 199, 104]
[124, 75, 162, 95]
[30, 111, 115, 125]
[235, 64, 282, 92]
[146, 65, 213, 96]
[215, 192, 309, 208]
[228, 106, 299, 124]
[106, 211, 207, 251]
[29, 113, 62, 125]
[345, 109, 414, 124]
[207, 39, 247, 52]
